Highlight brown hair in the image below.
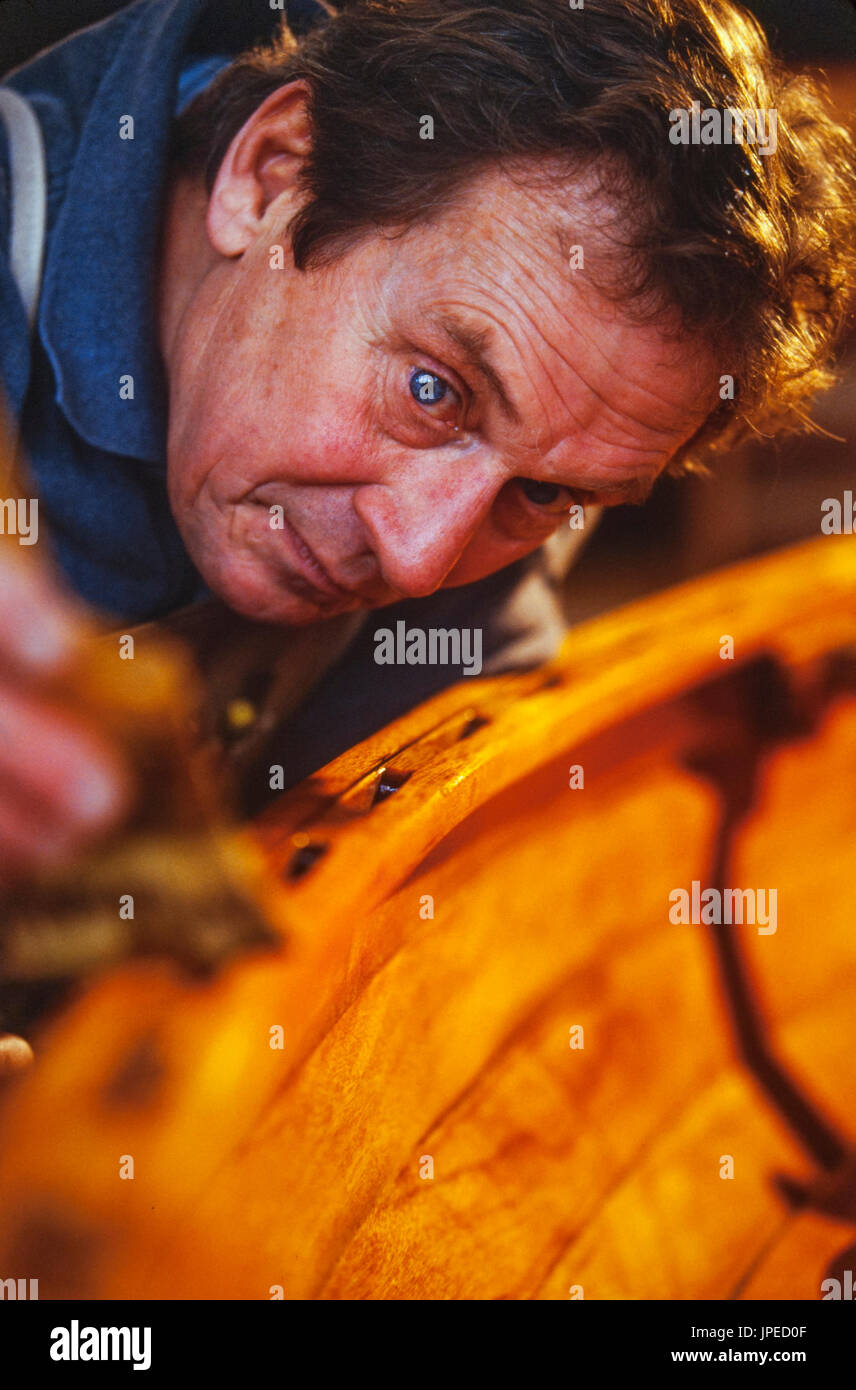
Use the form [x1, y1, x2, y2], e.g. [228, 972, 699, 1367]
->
[174, 0, 856, 469]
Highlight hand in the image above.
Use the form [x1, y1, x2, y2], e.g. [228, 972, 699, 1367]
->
[0, 549, 132, 883]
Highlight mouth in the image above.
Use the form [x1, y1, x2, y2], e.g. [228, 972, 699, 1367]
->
[277, 512, 359, 606]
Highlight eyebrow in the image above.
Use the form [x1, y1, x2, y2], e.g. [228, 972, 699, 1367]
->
[427, 312, 522, 424]
[600, 475, 658, 506]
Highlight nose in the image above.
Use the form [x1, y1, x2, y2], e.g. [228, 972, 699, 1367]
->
[352, 452, 501, 599]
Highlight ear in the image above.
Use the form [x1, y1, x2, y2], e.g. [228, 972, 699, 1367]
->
[206, 80, 312, 257]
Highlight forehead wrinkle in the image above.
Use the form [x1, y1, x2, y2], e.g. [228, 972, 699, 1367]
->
[528, 293, 700, 447]
[449, 283, 601, 458]
[433, 287, 673, 496]
[542, 284, 715, 438]
[432, 290, 571, 457]
[455, 245, 700, 460]
[467, 209, 713, 443]
[488, 289, 679, 464]
[453, 215, 586, 428]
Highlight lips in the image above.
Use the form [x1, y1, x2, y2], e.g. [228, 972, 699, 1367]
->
[278, 512, 355, 603]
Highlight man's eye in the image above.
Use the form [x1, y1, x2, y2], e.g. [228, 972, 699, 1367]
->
[410, 369, 448, 404]
[408, 368, 462, 421]
[517, 478, 575, 514]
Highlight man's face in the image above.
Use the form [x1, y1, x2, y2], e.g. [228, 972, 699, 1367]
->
[163, 161, 718, 626]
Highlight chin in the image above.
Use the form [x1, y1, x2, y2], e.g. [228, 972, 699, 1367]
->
[223, 565, 360, 626]
[221, 580, 347, 626]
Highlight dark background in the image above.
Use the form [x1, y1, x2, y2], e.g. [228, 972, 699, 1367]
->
[1, 0, 854, 621]
[2, 0, 855, 75]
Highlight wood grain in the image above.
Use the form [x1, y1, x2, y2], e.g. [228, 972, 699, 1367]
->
[0, 536, 854, 1298]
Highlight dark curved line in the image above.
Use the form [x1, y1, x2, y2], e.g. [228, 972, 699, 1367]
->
[702, 788, 848, 1175]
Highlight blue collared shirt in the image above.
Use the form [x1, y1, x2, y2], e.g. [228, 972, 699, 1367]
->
[0, 0, 324, 622]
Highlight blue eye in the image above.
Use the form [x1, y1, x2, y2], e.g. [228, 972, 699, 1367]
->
[410, 369, 448, 405]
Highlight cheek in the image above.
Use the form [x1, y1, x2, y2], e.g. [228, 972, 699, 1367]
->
[491, 482, 566, 544]
[448, 480, 565, 584]
[174, 407, 377, 521]
[444, 521, 553, 588]
[307, 415, 375, 481]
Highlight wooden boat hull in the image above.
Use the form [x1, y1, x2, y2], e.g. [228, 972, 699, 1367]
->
[0, 537, 854, 1299]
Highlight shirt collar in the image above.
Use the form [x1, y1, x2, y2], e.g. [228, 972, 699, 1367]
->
[37, 0, 210, 465]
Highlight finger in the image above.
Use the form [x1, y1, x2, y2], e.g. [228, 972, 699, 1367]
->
[0, 550, 89, 676]
[0, 769, 66, 867]
[0, 681, 131, 838]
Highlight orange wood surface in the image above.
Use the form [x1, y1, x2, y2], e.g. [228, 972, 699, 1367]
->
[0, 537, 854, 1299]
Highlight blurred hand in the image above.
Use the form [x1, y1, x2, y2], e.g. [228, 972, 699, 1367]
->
[0, 548, 132, 884]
